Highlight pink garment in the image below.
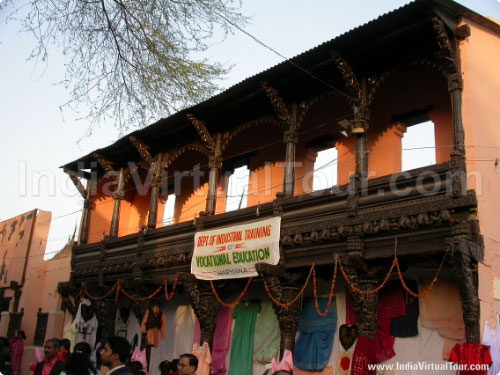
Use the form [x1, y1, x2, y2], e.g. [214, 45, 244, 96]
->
[131, 346, 148, 375]
[375, 286, 405, 363]
[419, 279, 465, 359]
[193, 342, 212, 375]
[9, 338, 24, 375]
[194, 308, 233, 375]
[271, 350, 293, 374]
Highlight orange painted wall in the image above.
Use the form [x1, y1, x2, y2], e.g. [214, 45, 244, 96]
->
[0, 210, 70, 347]
[0, 210, 37, 288]
[87, 178, 115, 243]
[369, 65, 453, 178]
[459, 18, 500, 330]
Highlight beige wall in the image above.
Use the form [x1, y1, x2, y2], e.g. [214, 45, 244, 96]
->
[460, 18, 500, 330]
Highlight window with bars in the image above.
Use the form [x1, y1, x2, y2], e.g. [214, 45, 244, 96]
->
[33, 310, 48, 346]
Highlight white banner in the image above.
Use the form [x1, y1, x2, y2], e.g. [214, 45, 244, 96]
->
[191, 217, 281, 280]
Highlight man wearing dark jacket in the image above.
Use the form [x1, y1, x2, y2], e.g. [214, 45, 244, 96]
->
[100, 336, 134, 375]
[34, 339, 64, 375]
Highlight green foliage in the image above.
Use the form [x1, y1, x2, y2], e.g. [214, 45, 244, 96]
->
[3, 0, 248, 133]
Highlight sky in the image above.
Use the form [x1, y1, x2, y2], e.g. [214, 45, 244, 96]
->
[0, 0, 499, 258]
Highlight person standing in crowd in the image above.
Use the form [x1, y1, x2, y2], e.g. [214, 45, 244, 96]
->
[58, 339, 71, 362]
[0, 337, 10, 375]
[99, 336, 134, 375]
[9, 330, 25, 375]
[60, 342, 96, 375]
[34, 339, 64, 375]
[177, 354, 198, 375]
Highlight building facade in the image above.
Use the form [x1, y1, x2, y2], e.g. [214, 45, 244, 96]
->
[60, 1, 500, 374]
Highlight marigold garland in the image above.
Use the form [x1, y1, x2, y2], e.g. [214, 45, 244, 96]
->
[210, 277, 253, 308]
[165, 277, 178, 301]
[313, 257, 338, 317]
[338, 256, 397, 295]
[83, 281, 119, 301]
[262, 263, 315, 308]
[119, 282, 164, 301]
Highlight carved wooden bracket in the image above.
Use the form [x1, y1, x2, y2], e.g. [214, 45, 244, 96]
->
[452, 239, 480, 343]
[63, 168, 87, 199]
[255, 263, 303, 357]
[432, 17, 459, 77]
[93, 153, 115, 176]
[129, 136, 154, 166]
[187, 114, 215, 151]
[178, 273, 219, 349]
[340, 254, 379, 339]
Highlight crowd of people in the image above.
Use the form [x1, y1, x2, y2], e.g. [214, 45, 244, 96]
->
[0, 332, 200, 375]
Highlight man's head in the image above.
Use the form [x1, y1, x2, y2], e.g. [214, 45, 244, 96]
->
[60, 338, 71, 352]
[44, 339, 60, 361]
[178, 354, 198, 375]
[100, 336, 131, 369]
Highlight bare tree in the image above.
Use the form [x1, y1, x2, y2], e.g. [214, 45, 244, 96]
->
[3, 0, 247, 133]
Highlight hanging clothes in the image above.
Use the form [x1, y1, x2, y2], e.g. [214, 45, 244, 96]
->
[141, 306, 166, 348]
[390, 280, 419, 338]
[351, 336, 376, 375]
[294, 297, 337, 372]
[449, 343, 492, 375]
[253, 301, 280, 364]
[193, 342, 212, 375]
[375, 285, 405, 363]
[193, 309, 233, 375]
[62, 321, 77, 351]
[115, 307, 131, 338]
[212, 309, 233, 375]
[419, 279, 465, 359]
[228, 301, 261, 375]
[336, 351, 353, 375]
[74, 299, 98, 349]
[482, 319, 500, 375]
[9, 337, 24, 375]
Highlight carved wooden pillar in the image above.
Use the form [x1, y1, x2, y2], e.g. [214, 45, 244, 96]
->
[449, 72, 465, 155]
[255, 263, 302, 358]
[110, 168, 125, 237]
[179, 274, 219, 349]
[148, 154, 163, 229]
[283, 104, 298, 197]
[91, 296, 117, 343]
[452, 239, 480, 343]
[206, 134, 223, 215]
[341, 253, 379, 339]
[79, 182, 92, 243]
[353, 81, 369, 179]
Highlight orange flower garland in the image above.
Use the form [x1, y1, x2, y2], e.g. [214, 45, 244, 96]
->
[210, 277, 253, 308]
[313, 257, 338, 317]
[261, 263, 315, 308]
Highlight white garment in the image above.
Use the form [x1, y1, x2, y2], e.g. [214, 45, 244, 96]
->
[482, 319, 500, 375]
[74, 299, 98, 349]
[149, 300, 195, 375]
[377, 319, 454, 375]
[330, 290, 353, 368]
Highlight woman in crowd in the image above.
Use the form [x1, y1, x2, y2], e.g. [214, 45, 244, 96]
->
[61, 342, 96, 375]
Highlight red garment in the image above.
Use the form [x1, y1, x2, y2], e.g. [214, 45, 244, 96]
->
[449, 343, 492, 375]
[350, 336, 376, 375]
[9, 338, 24, 375]
[346, 296, 356, 326]
[41, 358, 57, 375]
[57, 351, 68, 362]
[375, 286, 405, 363]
